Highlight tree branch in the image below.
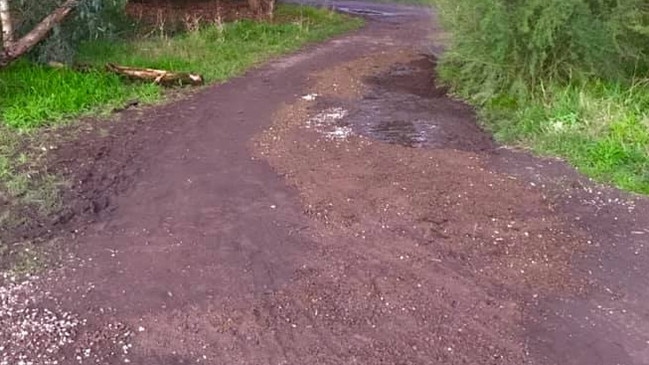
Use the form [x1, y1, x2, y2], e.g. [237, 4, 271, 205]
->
[1, 0, 80, 68]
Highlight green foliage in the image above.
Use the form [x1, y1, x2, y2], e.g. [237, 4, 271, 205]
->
[436, 0, 649, 100]
[485, 80, 649, 193]
[15, 0, 130, 63]
[435, 0, 649, 194]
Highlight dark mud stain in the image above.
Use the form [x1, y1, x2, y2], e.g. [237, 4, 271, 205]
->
[339, 57, 495, 152]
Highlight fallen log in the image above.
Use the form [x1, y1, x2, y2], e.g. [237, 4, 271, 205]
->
[106, 63, 204, 86]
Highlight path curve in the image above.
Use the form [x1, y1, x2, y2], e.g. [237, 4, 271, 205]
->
[3, 2, 649, 364]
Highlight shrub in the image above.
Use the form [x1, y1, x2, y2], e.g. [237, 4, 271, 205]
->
[435, 0, 649, 101]
[434, 0, 649, 194]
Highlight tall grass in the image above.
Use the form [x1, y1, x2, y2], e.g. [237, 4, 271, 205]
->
[437, 0, 648, 98]
[435, 0, 649, 194]
[0, 62, 159, 129]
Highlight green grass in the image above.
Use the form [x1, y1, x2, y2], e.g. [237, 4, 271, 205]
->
[77, 4, 362, 82]
[0, 62, 160, 129]
[480, 80, 649, 194]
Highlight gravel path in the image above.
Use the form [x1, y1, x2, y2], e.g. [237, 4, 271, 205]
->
[2, 2, 648, 364]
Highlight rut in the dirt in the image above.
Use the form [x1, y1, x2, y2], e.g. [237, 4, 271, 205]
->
[2, 2, 649, 365]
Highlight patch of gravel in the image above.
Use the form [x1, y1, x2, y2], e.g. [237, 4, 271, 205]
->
[1, 269, 136, 365]
[0, 272, 81, 365]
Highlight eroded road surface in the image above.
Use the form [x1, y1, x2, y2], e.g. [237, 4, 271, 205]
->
[3, 1, 649, 364]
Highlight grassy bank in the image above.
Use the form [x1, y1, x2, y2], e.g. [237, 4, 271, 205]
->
[78, 5, 362, 82]
[0, 62, 160, 129]
[479, 80, 649, 194]
[434, 0, 649, 194]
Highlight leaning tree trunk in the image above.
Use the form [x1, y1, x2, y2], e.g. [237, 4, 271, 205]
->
[0, 0, 14, 47]
[0, 0, 80, 68]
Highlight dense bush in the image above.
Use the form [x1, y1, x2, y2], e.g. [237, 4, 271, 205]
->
[435, 0, 649, 101]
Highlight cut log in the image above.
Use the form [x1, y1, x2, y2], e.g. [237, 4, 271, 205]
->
[106, 63, 204, 86]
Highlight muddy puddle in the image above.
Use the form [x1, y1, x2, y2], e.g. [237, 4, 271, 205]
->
[346, 94, 441, 148]
[310, 57, 495, 152]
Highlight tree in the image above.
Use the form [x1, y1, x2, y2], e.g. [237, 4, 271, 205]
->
[2, 0, 127, 67]
[0, 0, 82, 68]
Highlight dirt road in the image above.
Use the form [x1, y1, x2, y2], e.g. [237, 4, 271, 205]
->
[2, 2, 649, 364]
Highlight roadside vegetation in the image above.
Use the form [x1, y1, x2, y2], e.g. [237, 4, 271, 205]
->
[1, 4, 361, 129]
[433, 0, 649, 194]
[0, 1, 362, 270]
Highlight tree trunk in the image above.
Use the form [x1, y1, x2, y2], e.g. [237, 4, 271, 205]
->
[0, 0, 14, 47]
[0, 0, 80, 68]
[248, 0, 262, 19]
[248, 0, 275, 20]
[263, 0, 275, 20]
[106, 63, 204, 86]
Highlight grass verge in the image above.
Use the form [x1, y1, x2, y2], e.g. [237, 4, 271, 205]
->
[479, 80, 649, 194]
[78, 5, 363, 82]
[0, 62, 160, 129]
[440, 68, 649, 195]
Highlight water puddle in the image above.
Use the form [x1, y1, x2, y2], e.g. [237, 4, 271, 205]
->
[305, 58, 494, 152]
[366, 120, 432, 148]
[336, 90, 447, 148]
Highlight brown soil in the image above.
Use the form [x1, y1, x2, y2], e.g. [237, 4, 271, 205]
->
[2, 2, 649, 365]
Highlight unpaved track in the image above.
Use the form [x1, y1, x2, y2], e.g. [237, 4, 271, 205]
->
[5, 2, 649, 364]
